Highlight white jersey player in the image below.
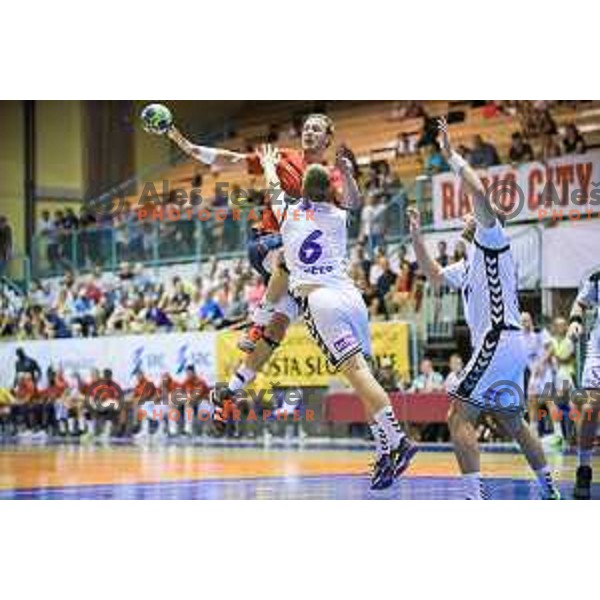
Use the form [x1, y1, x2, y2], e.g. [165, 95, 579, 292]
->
[261, 148, 417, 490]
[409, 117, 560, 499]
[568, 269, 600, 499]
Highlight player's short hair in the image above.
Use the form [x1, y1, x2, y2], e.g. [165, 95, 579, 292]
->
[302, 164, 331, 202]
[303, 113, 335, 143]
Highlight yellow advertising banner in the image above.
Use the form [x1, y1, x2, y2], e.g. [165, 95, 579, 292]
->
[216, 321, 412, 389]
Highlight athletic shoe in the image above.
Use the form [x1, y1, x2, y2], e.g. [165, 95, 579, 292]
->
[370, 454, 394, 490]
[237, 324, 265, 354]
[390, 437, 419, 478]
[545, 488, 562, 500]
[573, 465, 592, 500]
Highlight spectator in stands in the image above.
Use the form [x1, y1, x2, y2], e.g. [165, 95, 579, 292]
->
[141, 297, 173, 332]
[395, 132, 417, 157]
[563, 123, 587, 155]
[69, 288, 96, 336]
[351, 242, 372, 282]
[410, 357, 444, 393]
[444, 354, 464, 391]
[199, 290, 224, 328]
[435, 240, 449, 268]
[539, 133, 562, 162]
[451, 240, 467, 263]
[375, 257, 397, 319]
[469, 134, 500, 168]
[359, 195, 386, 257]
[424, 142, 450, 175]
[388, 260, 415, 315]
[374, 357, 403, 392]
[0, 216, 13, 277]
[508, 132, 534, 164]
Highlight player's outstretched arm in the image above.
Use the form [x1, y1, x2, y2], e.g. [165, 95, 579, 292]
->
[167, 126, 247, 169]
[437, 117, 496, 229]
[408, 207, 444, 287]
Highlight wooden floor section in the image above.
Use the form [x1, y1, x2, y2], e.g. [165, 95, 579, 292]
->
[0, 444, 596, 499]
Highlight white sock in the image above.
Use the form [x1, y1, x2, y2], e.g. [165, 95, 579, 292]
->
[463, 472, 485, 499]
[140, 418, 149, 435]
[578, 448, 592, 467]
[78, 416, 86, 432]
[535, 466, 558, 498]
[228, 366, 257, 393]
[253, 302, 274, 327]
[86, 419, 95, 435]
[369, 422, 389, 456]
[374, 406, 405, 448]
[68, 418, 76, 434]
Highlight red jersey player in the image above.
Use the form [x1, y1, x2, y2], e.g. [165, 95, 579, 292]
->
[149, 111, 361, 411]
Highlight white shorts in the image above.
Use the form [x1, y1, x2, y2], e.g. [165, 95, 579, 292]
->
[582, 355, 600, 390]
[301, 286, 371, 369]
[449, 329, 527, 414]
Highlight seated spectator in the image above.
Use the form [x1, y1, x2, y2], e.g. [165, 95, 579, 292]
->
[410, 358, 444, 393]
[424, 142, 450, 175]
[508, 132, 534, 164]
[141, 297, 173, 332]
[164, 276, 191, 316]
[435, 240, 449, 268]
[539, 133, 562, 162]
[563, 123, 586, 155]
[469, 135, 500, 168]
[394, 132, 417, 157]
[388, 260, 414, 314]
[374, 357, 403, 392]
[452, 240, 468, 263]
[359, 195, 387, 256]
[68, 288, 96, 336]
[199, 290, 224, 328]
[444, 354, 464, 391]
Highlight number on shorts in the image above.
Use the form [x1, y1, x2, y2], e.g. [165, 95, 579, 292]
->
[298, 230, 323, 264]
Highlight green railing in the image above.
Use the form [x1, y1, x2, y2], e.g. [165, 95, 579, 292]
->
[30, 180, 414, 281]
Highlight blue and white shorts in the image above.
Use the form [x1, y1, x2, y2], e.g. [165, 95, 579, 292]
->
[301, 286, 371, 370]
[448, 328, 528, 414]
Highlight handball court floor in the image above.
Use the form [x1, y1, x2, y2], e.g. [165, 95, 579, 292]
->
[0, 442, 597, 499]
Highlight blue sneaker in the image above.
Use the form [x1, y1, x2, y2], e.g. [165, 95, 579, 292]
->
[391, 437, 418, 478]
[370, 454, 394, 490]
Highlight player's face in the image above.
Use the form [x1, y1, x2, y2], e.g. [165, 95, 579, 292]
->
[302, 118, 330, 153]
[521, 312, 532, 330]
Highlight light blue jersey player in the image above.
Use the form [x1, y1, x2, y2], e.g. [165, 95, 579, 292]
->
[569, 269, 600, 499]
[261, 148, 417, 490]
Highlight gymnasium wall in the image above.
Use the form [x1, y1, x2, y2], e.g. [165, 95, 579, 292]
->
[35, 101, 84, 198]
[132, 100, 245, 180]
[0, 100, 25, 256]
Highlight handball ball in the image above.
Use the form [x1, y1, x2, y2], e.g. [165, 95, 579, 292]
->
[141, 103, 173, 134]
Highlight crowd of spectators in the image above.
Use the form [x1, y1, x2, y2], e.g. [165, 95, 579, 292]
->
[348, 237, 467, 321]
[0, 258, 265, 340]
